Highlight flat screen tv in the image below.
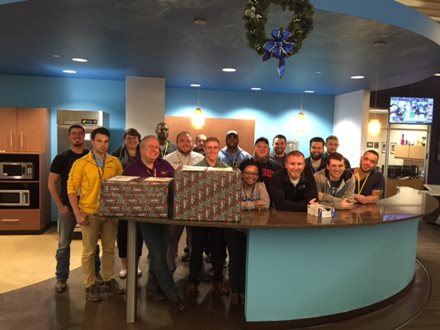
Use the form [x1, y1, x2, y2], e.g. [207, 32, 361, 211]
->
[389, 96, 434, 124]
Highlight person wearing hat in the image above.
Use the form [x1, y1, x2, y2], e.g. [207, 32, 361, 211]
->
[218, 130, 251, 168]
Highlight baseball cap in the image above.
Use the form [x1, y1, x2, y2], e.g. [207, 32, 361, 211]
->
[226, 130, 238, 137]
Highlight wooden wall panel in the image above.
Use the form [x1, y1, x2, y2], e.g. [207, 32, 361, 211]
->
[165, 116, 255, 154]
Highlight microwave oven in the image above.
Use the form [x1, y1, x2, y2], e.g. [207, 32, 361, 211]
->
[0, 182, 38, 208]
[0, 190, 30, 206]
[0, 162, 34, 180]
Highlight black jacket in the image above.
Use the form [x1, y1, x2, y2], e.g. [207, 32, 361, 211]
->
[268, 165, 318, 211]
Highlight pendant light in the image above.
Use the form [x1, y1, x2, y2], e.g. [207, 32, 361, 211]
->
[191, 18, 207, 130]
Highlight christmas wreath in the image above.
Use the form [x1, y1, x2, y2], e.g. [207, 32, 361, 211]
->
[243, 0, 314, 77]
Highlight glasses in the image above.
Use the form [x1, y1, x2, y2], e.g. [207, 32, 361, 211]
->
[243, 171, 259, 177]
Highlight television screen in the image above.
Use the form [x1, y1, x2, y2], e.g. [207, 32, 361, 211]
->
[389, 96, 434, 124]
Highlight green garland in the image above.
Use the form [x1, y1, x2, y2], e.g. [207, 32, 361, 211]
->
[243, 0, 314, 56]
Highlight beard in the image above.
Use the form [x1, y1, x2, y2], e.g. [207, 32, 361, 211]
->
[311, 153, 322, 161]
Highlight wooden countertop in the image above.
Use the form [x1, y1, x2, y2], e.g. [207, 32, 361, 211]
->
[97, 186, 439, 230]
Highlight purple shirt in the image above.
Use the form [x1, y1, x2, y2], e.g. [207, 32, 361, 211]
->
[123, 158, 174, 178]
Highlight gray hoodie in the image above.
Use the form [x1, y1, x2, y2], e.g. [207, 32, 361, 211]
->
[314, 168, 355, 209]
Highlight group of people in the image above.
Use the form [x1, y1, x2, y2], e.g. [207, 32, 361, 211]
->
[49, 122, 385, 311]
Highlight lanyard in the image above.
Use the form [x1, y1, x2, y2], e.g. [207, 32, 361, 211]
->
[145, 166, 157, 177]
[92, 152, 105, 182]
[356, 170, 371, 194]
[226, 151, 240, 167]
[160, 141, 169, 158]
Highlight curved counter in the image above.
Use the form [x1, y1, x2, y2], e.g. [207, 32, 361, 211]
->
[112, 187, 438, 324]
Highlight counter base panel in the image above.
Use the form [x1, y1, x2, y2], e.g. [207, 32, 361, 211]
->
[245, 219, 419, 322]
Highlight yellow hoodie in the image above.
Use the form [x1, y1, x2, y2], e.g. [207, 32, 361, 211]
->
[67, 151, 123, 214]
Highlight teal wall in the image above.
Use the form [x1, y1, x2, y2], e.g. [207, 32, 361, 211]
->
[166, 88, 334, 155]
[0, 74, 335, 221]
[0, 74, 126, 154]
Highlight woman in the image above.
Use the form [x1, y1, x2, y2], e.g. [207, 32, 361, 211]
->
[111, 128, 143, 278]
[227, 159, 270, 304]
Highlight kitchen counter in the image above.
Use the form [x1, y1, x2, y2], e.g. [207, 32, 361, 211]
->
[96, 186, 438, 325]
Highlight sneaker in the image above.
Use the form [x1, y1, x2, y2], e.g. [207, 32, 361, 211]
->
[85, 284, 101, 302]
[170, 296, 186, 313]
[55, 280, 67, 293]
[185, 283, 199, 299]
[147, 288, 167, 301]
[137, 267, 142, 277]
[119, 268, 127, 279]
[95, 273, 104, 286]
[103, 279, 125, 295]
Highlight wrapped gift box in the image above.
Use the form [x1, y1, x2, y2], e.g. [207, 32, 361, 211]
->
[174, 167, 241, 222]
[100, 176, 173, 218]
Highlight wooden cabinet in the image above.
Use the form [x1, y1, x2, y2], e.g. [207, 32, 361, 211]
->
[394, 145, 425, 160]
[165, 116, 256, 153]
[385, 178, 425, 198]
[0, 108, 49, 152]
[0, 152, 51, 232]
[0, 209, 43, 231]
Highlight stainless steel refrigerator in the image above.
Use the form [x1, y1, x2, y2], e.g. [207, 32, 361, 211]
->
[57, 110, 109, 153]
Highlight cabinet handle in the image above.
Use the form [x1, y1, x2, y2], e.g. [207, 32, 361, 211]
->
[19, 131, 24, 150]
[1, 218, 20, 222]
[9, 131, 14, 150]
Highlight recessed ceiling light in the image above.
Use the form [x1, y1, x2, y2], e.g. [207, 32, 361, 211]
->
[62, 70, 77, 74]
[222, 68, 236, 72]
[350, 75, 365, 79]
[190, 83, 201, 87]
[315, 71, 322, 74]
[434, 73, 440, 77]
[72, 57, 88, 63]
[304, 90, 315, 94]
[251, 87, 261, 91]
[52, 54, 60, 58]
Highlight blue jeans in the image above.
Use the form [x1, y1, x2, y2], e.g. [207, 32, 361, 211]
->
[139, 223, 177, 299]
[55, 210, 101, 281]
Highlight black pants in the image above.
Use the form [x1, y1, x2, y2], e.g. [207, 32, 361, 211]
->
[117, 220, 144, 258]
[225, 229, 247, 294]
[190, 227, 226, 285]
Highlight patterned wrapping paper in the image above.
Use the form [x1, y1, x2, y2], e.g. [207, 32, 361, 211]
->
[174, 169, 241, 222]
[100, 177, 172, 218]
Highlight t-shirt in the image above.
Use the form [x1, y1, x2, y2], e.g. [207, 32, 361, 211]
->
[353, 169, 385, 196]
[49, 149, 89, 206]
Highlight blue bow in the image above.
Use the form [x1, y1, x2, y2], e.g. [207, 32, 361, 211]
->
[263, 29, 296, 77]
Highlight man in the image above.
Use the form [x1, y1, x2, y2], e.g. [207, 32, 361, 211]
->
[270, 134, 288, 168]
[305, 137, 326, 173]
[48, 125, 101, 293]
[124, 135, 185, 312]
[269, 151, 317, 211]
[155, 122, 177, 158]
[218, 130, 251, 168]
[314, 152, 355, 209]
[323, 135, 351, 169]
[68, 127, 124, 302]
[164, 132, 204, 271]
[193, 133, 207, 155]
[186, 137, 230, 298]
[352, 150, 385, 204]
[250, 137, 281, 184]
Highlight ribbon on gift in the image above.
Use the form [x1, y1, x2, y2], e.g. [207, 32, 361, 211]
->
[262, 29, 296, 77]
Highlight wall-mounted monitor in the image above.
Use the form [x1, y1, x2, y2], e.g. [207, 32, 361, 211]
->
[389, 96, 434, 124]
